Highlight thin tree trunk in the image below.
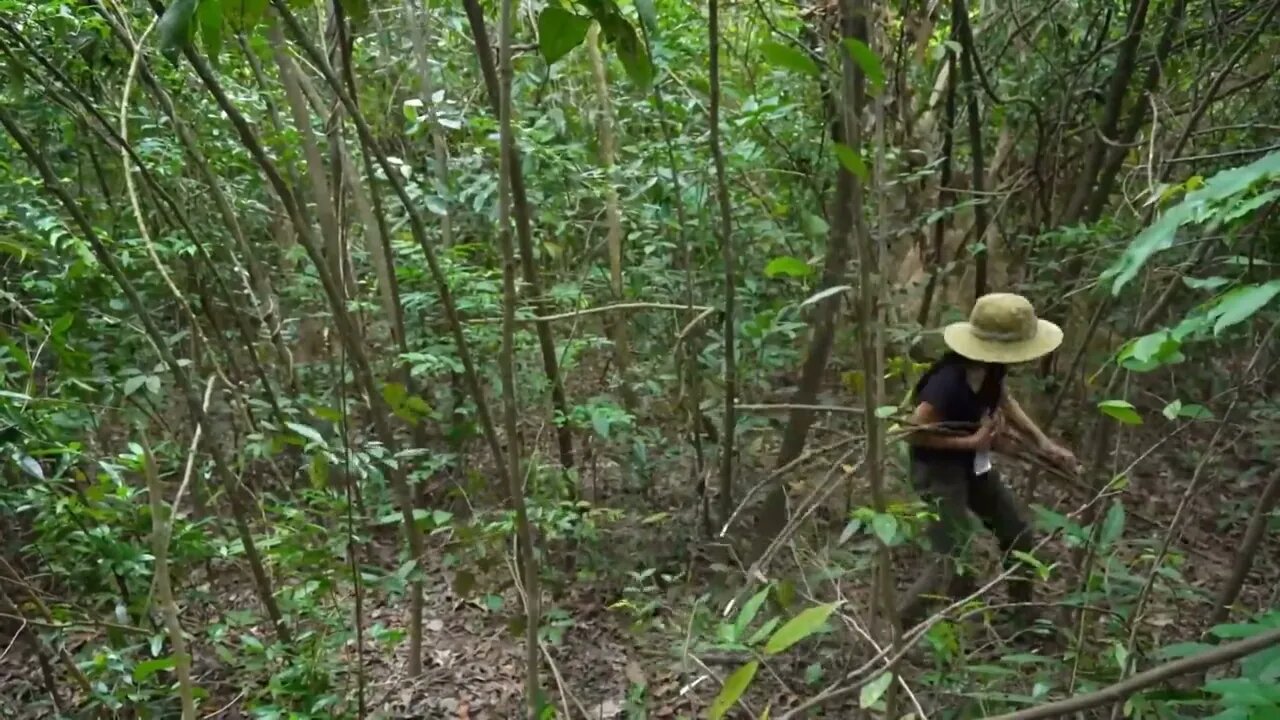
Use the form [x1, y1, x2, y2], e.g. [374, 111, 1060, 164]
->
[847, 1, 898, 709]
[586, 23, 638, 411]
[709, 0, 738, 525]
[916, 49, 957, 329]
[142, 439, 197, 720]
[269, 21, 347, 311]
[496, 0, 541, 712]
[1061, 0, 1152, 224]
[1210, 469, 1280, 624]
[1085, 0, 1187, 220]
[754, 21, 855, 555]
[953, 0, 988, 300]
[460, 0, 575, 473]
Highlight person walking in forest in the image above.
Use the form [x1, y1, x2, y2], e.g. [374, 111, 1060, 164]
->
[898, 292, 1078, 627]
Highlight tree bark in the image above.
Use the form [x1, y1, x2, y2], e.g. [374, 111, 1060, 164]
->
[708, 0, 738, 525]
[496, 0, 541, 712]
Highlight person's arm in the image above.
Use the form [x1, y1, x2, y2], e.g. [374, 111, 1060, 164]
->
[999, 390, 1077, 466]
[999, 391, 1051, 447]
[905, 400, 996, 451]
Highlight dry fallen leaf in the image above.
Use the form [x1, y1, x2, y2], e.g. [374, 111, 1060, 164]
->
[625, 660, 646, 686]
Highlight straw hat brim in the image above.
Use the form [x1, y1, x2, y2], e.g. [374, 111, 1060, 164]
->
[942, 319, 1063, 364]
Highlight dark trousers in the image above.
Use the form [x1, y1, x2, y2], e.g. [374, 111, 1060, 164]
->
[897, 460, 1036, 625]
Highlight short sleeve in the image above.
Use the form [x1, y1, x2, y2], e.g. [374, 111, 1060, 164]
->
[917, 364, 959, 416]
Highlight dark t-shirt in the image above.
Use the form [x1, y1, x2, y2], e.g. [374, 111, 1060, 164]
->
[910, 362, 1002, 467]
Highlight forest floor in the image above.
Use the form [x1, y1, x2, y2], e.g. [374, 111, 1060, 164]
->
[1, 391, 1276, 719]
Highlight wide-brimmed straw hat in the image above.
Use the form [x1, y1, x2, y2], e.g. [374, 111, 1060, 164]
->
[942, 293, 1063, 364]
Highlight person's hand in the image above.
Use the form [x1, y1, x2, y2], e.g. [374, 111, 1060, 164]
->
[1040, 439, 1078, 471]
[969, 412, 1003, 451]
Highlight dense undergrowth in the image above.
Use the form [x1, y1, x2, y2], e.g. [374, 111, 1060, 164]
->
[2, 0, 1280, 717]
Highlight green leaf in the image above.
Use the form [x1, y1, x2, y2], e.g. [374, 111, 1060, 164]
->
[605, 17, 653, 91]
[709, 661, 758, 719]
[833, 143, 868, 182]
[537, 7, 591, 64]
[224, 0, 267, 31]
[734, 586, 771, 640]
[1176, 403, 1212, 420]
[132, 655, 176, 682]
[764, 256, 812, 279]
[1183, 276, 1232, 290]
[1209, 280, 1280, 335]
[874, 405, 896, 418]
[197, 0, 223, 60]
[842, 38, 885, 89]
[837, 517, 863, 545]
[285, 421, 326, 446]
[760, 41, 818, 76]
[145, 375, 161, 395]
[1118, 330, 1181, 369]
[634, 0, 658, 34]
[123, 375, 148, 396]
[764, 601, 839, 654]
[338, 0, 369, 23]
[1098, 399, 1142, 425]
[746, 616, 781, 646]
[394, 558, 418, 581]
[871, 513, 898, 545]
[1100, 500, 1125, 546]
[859, 671, 894, 709]
[157, 0, 200, 56]
[51, 313, 74, 336]
[1162, 400, 1182, 420]
[382, 382, 408, 408]
[308, 453, 329, 488]
[1114, 641, 1130, 672]
[1103, 150, 1280, 294]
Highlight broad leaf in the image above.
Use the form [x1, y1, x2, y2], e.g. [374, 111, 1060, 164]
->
[285, 421, 327, 446]
[842, 38, 885, 89]
[860, 671, 894, 709]
[18, 456, 43, 481]
[157, 0, 200, 56]
[833, 143, 868, 182]
[765, 601, 839, 654]
[634, 0, 658, 34]
[1117, 330, 1181, 370]
[709, 661, 758, 719]
[734, 586, 771, 640]
[597, 12, 653, 90]
[1209, 280, 1280, 335]
[764, 255, 812, 279]
[537, 7, 591, 64]
[1098, 399, 1142, 425]
[1100, 501, 1125, 546]
[1104, 150, 1280, 294]
[133, 655, 176, 682]
[123, 375, 148, 396]
[871, 513, 897, 545]
[760, 41, 819, 76]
